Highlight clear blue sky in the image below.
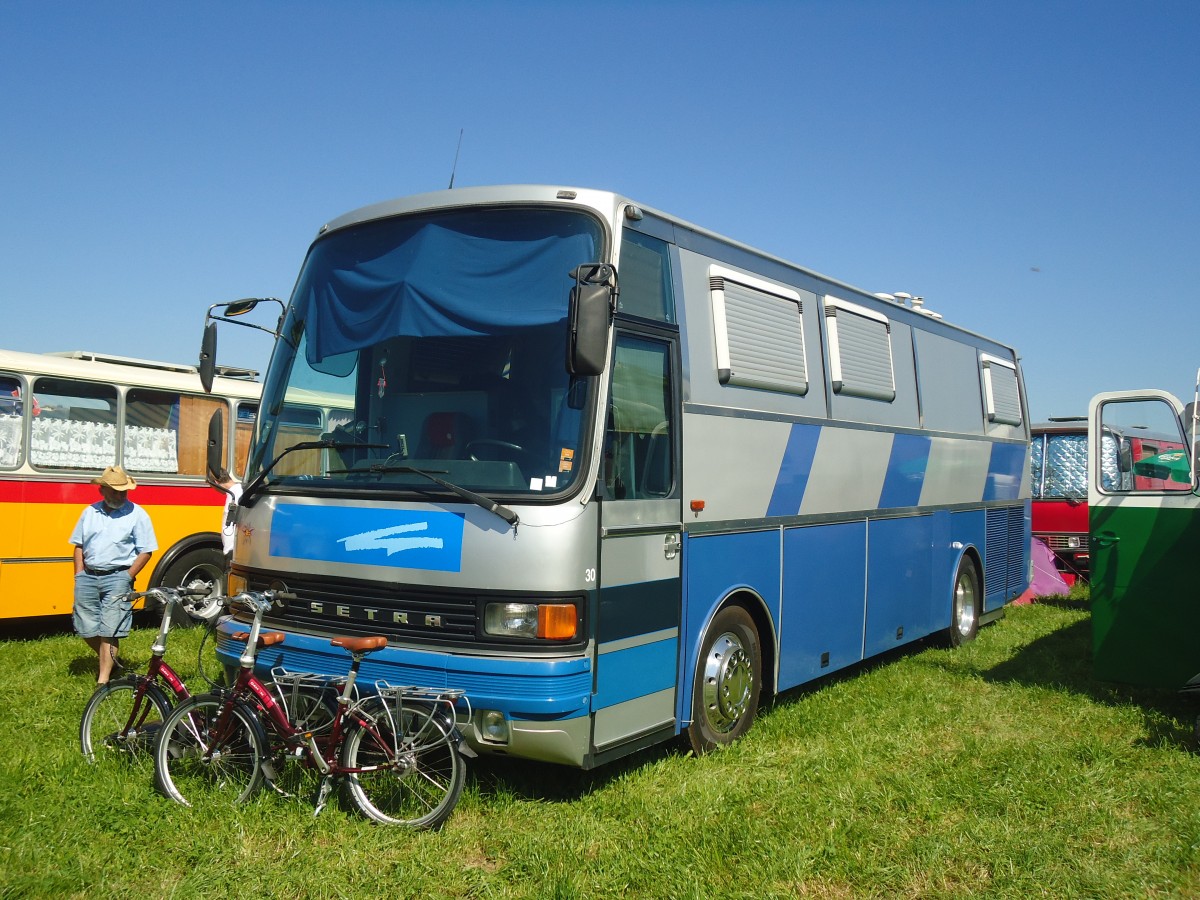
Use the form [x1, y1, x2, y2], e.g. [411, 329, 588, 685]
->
[2, 1, 1197, 422]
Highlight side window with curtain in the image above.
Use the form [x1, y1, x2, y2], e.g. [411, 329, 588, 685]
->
[603, 335, 674, 500]
[125, 389, 225, 476]
[28, 378, 118, 470]
[0, 374, 24, 469]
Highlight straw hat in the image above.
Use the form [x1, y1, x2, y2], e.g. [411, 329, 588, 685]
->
[92, 465, 138, 492]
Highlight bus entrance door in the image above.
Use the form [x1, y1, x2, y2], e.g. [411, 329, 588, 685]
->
[592, 333, 682, 761]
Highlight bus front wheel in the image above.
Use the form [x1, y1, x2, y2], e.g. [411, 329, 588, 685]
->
[158, 547, 226, 627]
[686, 605, 761, 755]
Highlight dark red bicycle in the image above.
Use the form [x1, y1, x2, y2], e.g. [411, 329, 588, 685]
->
[152, 590, 471, 829]
[79, 585, 224, 774]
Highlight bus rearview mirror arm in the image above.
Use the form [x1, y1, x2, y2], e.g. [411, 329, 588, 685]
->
[198, 297, 285, 394]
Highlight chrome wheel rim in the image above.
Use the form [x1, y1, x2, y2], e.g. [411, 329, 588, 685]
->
[954, 571, 977, 636]
[701, 631, 753, 734]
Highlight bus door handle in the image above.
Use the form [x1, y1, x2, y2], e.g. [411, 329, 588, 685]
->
[664, 533, 681, 560]
[1092, 531, 1120, 548]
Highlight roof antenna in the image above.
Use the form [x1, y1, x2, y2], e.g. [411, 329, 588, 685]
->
[448, 129, 464, 189]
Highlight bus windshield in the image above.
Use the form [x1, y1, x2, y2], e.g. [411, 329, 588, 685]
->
[248, 206, 605, 498]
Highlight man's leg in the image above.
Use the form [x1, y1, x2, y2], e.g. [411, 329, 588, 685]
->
[97, 637, 119, 684]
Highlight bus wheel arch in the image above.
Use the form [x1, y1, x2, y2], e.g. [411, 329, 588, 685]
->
[685, 596, 766, 755]
[948, 550, 982, 648]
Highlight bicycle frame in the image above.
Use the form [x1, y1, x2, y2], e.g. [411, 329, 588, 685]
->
[220, 601, 379, 779]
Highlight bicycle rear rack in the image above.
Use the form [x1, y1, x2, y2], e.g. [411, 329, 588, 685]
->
[269, 667, 353, 732]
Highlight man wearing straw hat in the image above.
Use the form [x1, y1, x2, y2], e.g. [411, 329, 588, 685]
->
[69, 464, 157, 685]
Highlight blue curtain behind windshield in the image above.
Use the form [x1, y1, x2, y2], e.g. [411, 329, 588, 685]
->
[296, 215, 599, 363]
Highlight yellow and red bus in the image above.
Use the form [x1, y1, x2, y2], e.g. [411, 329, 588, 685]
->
[0, 349, 277, 620]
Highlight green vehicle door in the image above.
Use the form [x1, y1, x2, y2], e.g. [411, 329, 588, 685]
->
[1089, 390, 1200, 688]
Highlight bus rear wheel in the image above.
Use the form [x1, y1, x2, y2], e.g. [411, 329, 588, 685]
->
[948, 557, 980, 647]
[686, 605, 761, 754]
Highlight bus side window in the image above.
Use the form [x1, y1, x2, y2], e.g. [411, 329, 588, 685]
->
[28, 377, 118, 470]
[0, 375, 22, 468]
[603, 335, 674, 500]
[126, 389, 225, 477]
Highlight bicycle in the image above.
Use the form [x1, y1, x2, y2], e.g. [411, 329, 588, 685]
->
[152, 590, 471, 829]
[79, 585, 224, 774]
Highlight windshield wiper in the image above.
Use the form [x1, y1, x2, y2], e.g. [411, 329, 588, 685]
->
[362, 463, 520, 529]
[241, 440, 388, 506]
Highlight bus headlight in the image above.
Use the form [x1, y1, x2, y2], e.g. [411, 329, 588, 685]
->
[484, 602, 577, 640]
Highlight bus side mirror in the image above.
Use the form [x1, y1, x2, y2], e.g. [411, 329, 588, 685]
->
[207, 409, 225, 482]
[567, 264, 616, 376]
[199, 321, 218, 394]
[1118, 442, 1132, 473]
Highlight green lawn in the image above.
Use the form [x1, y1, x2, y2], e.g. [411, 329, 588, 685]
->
[2, 597, 1199, 899]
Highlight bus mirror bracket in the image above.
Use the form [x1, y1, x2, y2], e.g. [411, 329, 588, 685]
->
[567, 264, 617, 376]
[198, 297, 286, 394]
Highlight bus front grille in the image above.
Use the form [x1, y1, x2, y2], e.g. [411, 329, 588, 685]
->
[242, 572, 479, 645]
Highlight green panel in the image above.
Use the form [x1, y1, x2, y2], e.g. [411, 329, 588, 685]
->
[1090, 501, 1200, 688]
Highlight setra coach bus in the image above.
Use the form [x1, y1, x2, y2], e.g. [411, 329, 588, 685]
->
[203, 185, 1031, 767]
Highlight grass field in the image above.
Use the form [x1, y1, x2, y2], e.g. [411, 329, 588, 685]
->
[2, 595, 1199, 899]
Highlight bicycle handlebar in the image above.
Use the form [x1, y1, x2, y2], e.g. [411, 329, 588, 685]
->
[229, 589, 296, 615]
[120, 585, 216, 612]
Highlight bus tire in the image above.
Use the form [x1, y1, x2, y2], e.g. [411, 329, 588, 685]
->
[686, 604, 761, 755]
[948, 556, 980, 648]
[157, 547, 226, 628]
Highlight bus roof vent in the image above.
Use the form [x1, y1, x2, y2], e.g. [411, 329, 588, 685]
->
[45, 350, 199, 374]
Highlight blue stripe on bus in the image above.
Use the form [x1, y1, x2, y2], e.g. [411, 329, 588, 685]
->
[593, 636, 678, 710]
[984, 442, 1027, 501]
[878, 433, 931, 509]
[767, 423, 821, 517]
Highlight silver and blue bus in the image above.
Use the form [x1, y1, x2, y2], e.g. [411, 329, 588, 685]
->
[205, 185, 1030, 768]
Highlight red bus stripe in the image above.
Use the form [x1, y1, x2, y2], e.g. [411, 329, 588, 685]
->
[0, 478, 225, 506]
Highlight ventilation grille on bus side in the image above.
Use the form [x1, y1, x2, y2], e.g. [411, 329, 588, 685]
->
[985, 505, 1028, 599]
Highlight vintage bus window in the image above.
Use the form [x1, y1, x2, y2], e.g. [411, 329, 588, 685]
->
[28, 377, 118, 470]
[125, 388, 225, 476]
[0, 375, 23, 468]
[1098, 397, 1192, 493]
[604, 336, 674, 500]
[1031, 431, 1088, 499]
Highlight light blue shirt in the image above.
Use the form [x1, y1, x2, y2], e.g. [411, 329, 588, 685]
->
[69, 500, 158, 570]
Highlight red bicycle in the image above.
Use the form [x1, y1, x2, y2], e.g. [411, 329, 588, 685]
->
[152, 590, 471, 829]
[79, 585, 224, 774]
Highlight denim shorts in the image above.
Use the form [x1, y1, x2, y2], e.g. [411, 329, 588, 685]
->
[73, 571, 135, 639]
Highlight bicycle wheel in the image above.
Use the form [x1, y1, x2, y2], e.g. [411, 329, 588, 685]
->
[80, 676, 172, 774]
[154, 693, 266, 808]
[341, 699, 466, 829]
